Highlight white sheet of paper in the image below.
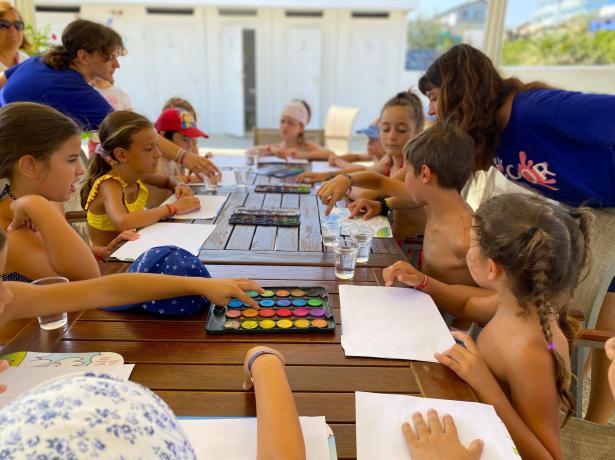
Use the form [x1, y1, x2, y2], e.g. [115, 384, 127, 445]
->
[355, 392, 519, 460]
[257, 155, 308, 165]
[111, 222, 215, 261]
[179, 416, 330, 460]
[311, 161, 341, 173]
[0, 365, 135, 409]
[161, 194, 228, 220]
[339, 285, 455, 362]
[340, 216, 393, 238]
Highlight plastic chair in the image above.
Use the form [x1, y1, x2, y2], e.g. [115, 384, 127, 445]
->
[324, 106, 360, 154]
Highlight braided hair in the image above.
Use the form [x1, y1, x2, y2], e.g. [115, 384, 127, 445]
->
[473, 193, 593, 422]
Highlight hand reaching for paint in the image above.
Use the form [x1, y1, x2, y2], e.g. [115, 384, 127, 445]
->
[242, 346, 286, 390]
[0, 359, 9, 393]
[383, 261, 424, 288]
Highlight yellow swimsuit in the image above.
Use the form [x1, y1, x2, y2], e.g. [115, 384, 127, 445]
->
[85, 175, 149, 231]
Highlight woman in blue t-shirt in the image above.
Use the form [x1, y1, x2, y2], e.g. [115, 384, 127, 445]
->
[0, 19, 218, 178]
[419, 44, 615, 424]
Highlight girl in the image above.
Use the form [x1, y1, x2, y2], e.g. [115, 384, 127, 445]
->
[80, 110, 201, 247]
[0, 102, 134, 282]
[297, 91, 424, 195]
[384, 193, 591, 459]
[0, 2, 29, 72]
[246, 99, 332, 161]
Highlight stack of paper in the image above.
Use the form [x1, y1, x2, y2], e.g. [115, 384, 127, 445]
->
[311, 161, 341, 173]
[111, 222, 216, 261]
[179, 416, 332, 459]
[340, 216, 393, 238]
[355, 392, 519, 459]
[339, 285, 455, 362]
[257, 156, 308, 165]
[0, 365, 134, 409]
[161, 194, 228, 220]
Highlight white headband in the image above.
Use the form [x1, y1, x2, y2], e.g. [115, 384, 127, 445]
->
[94, 143, 107, 157]
[281, 101, 309, 126]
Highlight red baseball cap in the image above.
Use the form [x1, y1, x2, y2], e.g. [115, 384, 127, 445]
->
[155, 108, 208, 138]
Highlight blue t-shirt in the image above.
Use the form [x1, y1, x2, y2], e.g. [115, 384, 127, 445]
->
[1, 56, 113, 130]
[494, 89, 615, 208]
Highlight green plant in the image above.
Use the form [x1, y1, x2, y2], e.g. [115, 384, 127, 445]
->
[23, 24, 53, 56]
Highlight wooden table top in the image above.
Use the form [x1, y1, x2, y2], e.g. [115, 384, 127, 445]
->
[1, 263, 475, 459]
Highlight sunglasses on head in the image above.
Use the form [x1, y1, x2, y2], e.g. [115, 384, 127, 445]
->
[0, 20, 25, 31]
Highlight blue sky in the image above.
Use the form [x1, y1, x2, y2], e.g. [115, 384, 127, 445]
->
[411, 0, 575, 27]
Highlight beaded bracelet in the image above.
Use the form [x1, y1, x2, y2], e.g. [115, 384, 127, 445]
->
[414, 273, 429, 290]
[165, 203, 178, 216]
[175, 149, 188, 165]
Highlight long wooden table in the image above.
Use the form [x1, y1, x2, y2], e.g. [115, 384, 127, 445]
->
[1, 157, 474, 459]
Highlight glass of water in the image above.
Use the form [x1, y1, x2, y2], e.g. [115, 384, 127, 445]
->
[234, 166, 250, 188]
[322, 221, 341, 247]
[350, 225, 375, 264]
[32, 276, 69, 331]
[204, 174, 218, 192]
[334, 242, 359, 280]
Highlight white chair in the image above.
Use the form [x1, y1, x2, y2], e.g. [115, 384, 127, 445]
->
[324, 106, 359, 155]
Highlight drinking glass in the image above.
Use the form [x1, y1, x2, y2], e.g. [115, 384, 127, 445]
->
[350, 225, 375, 264]
[322, 221, 341, 247]
[334, 242, 359, 280]
[32, 276, 69, 330]
[204, 174, 218, 192]
[234, 166, 250, 188]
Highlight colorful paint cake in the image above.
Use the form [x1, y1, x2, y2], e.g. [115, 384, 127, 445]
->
[205, 286, 335, 334]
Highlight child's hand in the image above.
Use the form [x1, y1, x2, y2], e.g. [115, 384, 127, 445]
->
[383, 261, 424, 287]
[105, 229, 139, 253]
[183, 153, 220, 178]
[201, 278, 263, 309]
[0, 359, 9, 393]
[295, 172, 326, 184]
[174, 196, 201, 215]
[435, 332, 500, 397]
[402, 409, 483, 460]
[348, 198, 381, 219]
[317, 175, 352, 216]
[242, 346, 285, 391]
[174, 184, 194, 198]
[7, 197, 41, 232]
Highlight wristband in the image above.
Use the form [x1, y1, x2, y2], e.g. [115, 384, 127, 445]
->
[414, 273, 429, 290]
[92, 246, 106, 261]
[165, 203, 178, 216]
[175, 149, 188, 165]
[247, 350, 285, 380]
[341, 173, 354, 186]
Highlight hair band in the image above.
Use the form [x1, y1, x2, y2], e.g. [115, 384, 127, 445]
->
[547, 342, 556, 350]
[94, 143, 106, 157]
[396, 91, 407, 99]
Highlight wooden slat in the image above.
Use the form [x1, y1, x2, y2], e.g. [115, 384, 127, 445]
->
[207, 264, 376, 282]
[275, 193, 300, 251]
[251, 193, 282, 250]
[0, 318, 31, 347]
[202, 191, 247, 250]
[410, 362, 477, 402]
[300, 194, 324, 252]
[1, 312, 82, 355]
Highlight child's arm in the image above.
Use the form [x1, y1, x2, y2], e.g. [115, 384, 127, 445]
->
[99, 180, 200, 230]
[242, 347, 306, 460]
[437, 333, 563, 460]
[8, 195, 100, 280]
[3, 274, 263, 323]
[288, 142, 333, 161]
[141, 173, 194, 197]
[382, 261, 496, 325]
[157, 133, 220, 177]
[294, 165, 367, 184]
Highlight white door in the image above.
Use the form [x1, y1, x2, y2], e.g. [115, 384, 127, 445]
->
[35, 12, 80, 45]
[284, 27, 322, 127]
[346, 22, 393, 128]
[141, 25, 205, 122]
[220, 25, 245, 137]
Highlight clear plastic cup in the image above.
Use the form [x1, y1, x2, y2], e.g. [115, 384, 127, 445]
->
[204, 174, 218, 192]
[334, 242, 359, 279]
[350, 225, 375, 264]
[234, 166, 250, 188]
[322, 221, 341, 247]
[32, 276, 69, 331]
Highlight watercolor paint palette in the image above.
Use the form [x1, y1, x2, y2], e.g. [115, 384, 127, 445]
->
[229, 207, 300, 226]
[257, 166, 305, 178]
[254, 184, 311, 194]
[206, 286, 335, 334]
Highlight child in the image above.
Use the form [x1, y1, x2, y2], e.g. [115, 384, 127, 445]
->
[155, 107, 208, 178]
[246, 99, 332, 161]
[162, 97, 204, 157]
[0, 102, 136, 282]
[384, 193, 591, 459]
[297, 91, 424, 192]
[80, 110, 201, 247]
[92, 78, 133, 111]
[328, 119, 386, 169]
